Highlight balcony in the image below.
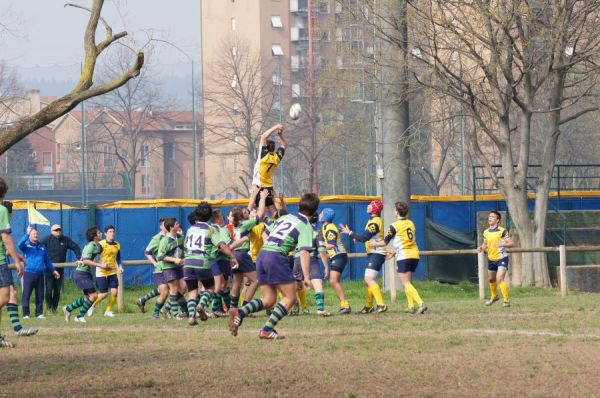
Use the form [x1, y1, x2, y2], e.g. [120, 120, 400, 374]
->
[290, 0, 308, 13]
[290, 27, 309, 41]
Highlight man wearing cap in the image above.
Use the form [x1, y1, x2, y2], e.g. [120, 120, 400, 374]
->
[340, 200, 388, 314]
[42, 224, 82, 313]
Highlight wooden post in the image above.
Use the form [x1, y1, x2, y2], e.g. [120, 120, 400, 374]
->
[117, 271, 124, 313]
[478, 251, 486, 300]
[388, 259, 397, 303]
[559, 244, 567, 297]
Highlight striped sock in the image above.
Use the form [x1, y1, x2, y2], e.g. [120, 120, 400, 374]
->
[66, 297, 85, 312]
[77, 299, 93, 318]
[142, 288, 159, 302]
[239, 298, 263, 318]
[198, 291, 214, 309]
[223, 289, 231, 309]
[7, 303, 22, 332]
[164, 300, 171, 314]
[177, 293, 188, 316]
[169, 295, 180, 316]
[262, 303, 288, 333]
[230, 295, 239, 309]
[212, 291, 223, 312]
[315, 292, 325, 312]
[187, 297, 198, 318]
[153, 300, 165, 317]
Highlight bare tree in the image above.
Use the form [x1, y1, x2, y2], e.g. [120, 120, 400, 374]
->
[0, 0, 144, 154]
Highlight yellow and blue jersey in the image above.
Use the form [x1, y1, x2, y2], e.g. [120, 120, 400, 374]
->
[258, 146, 285, 187]
[384, 218, 420, 260]
[483, 226, 510, 261]
[97, 239, 121, 277]
[322, 223, 347, 258]
[250, 222, 266, 262]
[352, 215, 385, 255]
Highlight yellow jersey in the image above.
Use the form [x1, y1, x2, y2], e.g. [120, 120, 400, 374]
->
[258, 146, 285, 187]
[364, 216, 385, 255]
[322, 222, 347, 258]
[97, 239, 121, 277]
[483, 226, 510, 261]
[250, 223, 266, 262]
[384, 218, 420, 260]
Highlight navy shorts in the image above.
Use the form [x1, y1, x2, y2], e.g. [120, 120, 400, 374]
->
[163, 267, 184, 283]
[211, 259, 232, 279]
[152, 272, 166, 286]
[366, 253, 386, 272]
[74, 270, 96, 294]
[330, 253, 348, 273]
[233, 251, 256, 274]
[183, 267, 214, 291]
[293, 257, 323, 281]
[488, 257, 509, 272]
[256, 251, 296, 285]
[97, 274, 119, 293]
[397, 258, 419, 273]
[0, 263, 14, 288]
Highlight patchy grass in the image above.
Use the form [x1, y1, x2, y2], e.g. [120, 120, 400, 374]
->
[2, 280, 600, 397]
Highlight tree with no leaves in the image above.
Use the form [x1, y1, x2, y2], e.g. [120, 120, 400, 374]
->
[0, 0, 144, 155]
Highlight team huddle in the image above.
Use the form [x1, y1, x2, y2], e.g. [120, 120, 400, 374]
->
[0, 124, 513, 346]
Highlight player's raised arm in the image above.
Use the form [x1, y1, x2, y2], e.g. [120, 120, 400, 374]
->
[259, 124, 283, 146]
[277, 126, 287, 149]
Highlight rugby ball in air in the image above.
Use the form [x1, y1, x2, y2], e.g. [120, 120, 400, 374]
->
[289, 103, 302, 120]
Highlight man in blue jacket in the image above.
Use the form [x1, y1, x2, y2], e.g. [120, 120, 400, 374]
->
[18, 227, 59, 319]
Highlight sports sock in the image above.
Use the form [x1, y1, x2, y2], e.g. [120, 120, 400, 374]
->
[153, 300, 165, 317]
[212, 291, 223, 312]
[77, 299, 93, 318]
[198, 291, 214, 309]
[489, 281, 498, 299]
[369, 284, 385, 306]
[222, 289, 231, 309]
[66, 297, 85, 312]
[500, 281, 509, 302]
[91, 295, 102, 308]
[263, 303, 288, 333]
[7, 303, 22, 332]
[169, 295, 180, 316]
[340, 299, 350, 309]
[365, 286, 373, 307]
[106, 295, 116, 312]
[405, 286, 415, 309]
[142, 288, 159, 302]
[297, 290, 308, 310]
[315, 292, 325, 311]
[239, 298, 264, 318]
[187, 297, 198, 318]
[230, 295, 239, 309]
[177, 295, 188, 316]
[164, 300, 172, 314]
[405, 283, 423, 307]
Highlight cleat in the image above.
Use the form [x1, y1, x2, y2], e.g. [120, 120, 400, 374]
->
[22, 315, 30, 319]
[418, 303, 428, 314]
[502, 301, 511, 308]
[265, 308, 272, 316]
[86, 306, 95, 317]
[36, 314, 46, 319]
[0, 335, 15, 348]
[337, 307, 352, 315]
[259, 329, 285, 340]
[63, 306, 71, 322]
[375, 305, 388, 313]
[136, 298, 146, 313]
[174, 314, 185, 321]
[404, 307, 417, 315]
[213, 309, 228, 318]
[197, 306, 209, 322]
[152, 313, 160, 320]
[358, 306, 374, 314]
[161, 307, 172, 319]
[485, 297, 500, 306]
[317, 310, 332, 317]
[188, 317, 198, 326]
[229, 308, 242, 337]
[13, 327, 38, 337]
[104, 311, 115, 318]
[74, 316, 87, 323]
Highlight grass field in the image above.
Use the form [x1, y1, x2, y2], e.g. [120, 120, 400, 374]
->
[2, 280, 600, 397]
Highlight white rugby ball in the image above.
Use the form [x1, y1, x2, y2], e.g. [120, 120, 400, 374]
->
[289, 103, 302, 120]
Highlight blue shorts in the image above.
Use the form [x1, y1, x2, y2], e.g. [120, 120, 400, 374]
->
[183, 267, 214, 291]
[330, 253, 348, 273]
[488, 257, 509, 272]
[74, 270, 96, 294]
[152, 272, 166, 286]
[211, 259, 232, 279]
[396, 258, 419, 273]
[96, 274, 119, 293]
[0, 263, 14, 288]
[233, 251, 256, 274]
[366, 253, 386, 272]
[293, 257, 323, 281]
[162, 267, 184, 283]
[256, 251, 296, 286]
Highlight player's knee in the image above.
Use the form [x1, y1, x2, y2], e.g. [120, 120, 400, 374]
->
[263, 296, 276, 308]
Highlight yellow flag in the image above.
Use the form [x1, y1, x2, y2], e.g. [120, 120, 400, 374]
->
[27, 201, 50, 226]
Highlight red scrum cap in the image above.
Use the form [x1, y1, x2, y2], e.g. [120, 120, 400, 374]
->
[369, 200, 383, 215]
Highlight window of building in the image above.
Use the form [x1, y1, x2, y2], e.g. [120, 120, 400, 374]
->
[231, 17, 236, 31]
[141, 145, 150, 166]
[233, 158, 240, 172]
[164, 143, 174, 160]
[31, 151, 37, 160]
[272, 73, 283, 86]
[271, 44, 284, 56]
[141, 174, 151, 194]
[103, 145, 113, 167]
[42, 151, 52, 173]
[271, 16, 283, 29]
[166, 171, 175, 188]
